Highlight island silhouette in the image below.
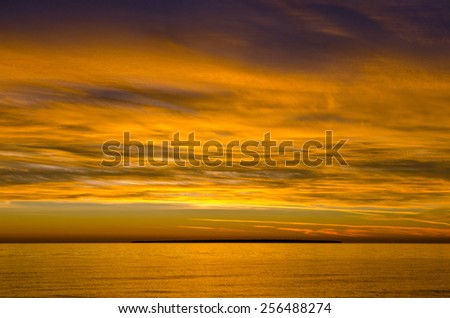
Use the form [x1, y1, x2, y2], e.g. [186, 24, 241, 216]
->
[132, 239, 341, 243]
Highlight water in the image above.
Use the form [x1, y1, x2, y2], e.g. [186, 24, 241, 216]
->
[0, 243, 449, 297]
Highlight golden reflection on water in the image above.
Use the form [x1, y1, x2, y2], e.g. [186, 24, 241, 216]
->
[0, 243, 449, 297]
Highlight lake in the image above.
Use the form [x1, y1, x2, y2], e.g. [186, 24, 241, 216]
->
[0, 243, 448, 297]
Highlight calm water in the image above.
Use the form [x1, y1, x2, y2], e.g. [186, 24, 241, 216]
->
[0, 243, 449, 297]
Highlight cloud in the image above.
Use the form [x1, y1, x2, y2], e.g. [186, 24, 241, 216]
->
[192, 217, 450, 241]
[354, 159, 450, 181]
[0, 0, 449, 242]
[1, 1, 449, 71]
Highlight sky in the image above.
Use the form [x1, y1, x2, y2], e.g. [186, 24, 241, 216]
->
[0, 0, 449, 242]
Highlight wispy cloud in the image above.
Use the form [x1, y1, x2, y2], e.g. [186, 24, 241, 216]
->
[0, 0, 448, 241]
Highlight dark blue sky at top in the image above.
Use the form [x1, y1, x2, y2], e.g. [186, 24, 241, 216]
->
[0, 0, 449, 71]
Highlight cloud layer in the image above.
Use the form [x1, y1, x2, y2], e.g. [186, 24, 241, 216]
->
[0, 0, 449, 241]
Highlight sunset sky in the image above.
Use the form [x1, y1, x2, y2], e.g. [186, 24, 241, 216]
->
[0, 0, 449, 242]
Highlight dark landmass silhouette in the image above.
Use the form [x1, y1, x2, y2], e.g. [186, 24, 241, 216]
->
[132, 239, 341, 243]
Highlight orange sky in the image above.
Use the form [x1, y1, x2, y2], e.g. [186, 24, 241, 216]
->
[0, 0, 449, 242]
